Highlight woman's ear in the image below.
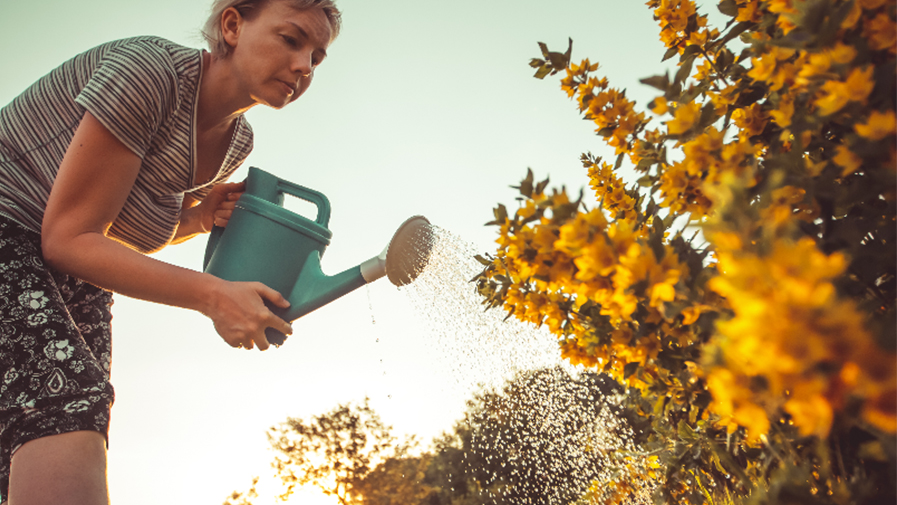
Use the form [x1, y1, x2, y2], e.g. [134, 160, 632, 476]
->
[221, 7, 243, 51]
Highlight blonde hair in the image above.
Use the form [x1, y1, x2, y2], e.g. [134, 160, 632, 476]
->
[202, 0, 341, 57]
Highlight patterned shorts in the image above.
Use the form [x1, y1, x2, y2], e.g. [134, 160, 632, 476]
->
[0, 216, 114, 501]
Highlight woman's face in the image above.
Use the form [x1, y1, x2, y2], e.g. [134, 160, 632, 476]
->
[223, 1, 332, 109]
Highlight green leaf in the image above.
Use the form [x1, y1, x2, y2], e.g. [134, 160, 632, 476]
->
[677, 420, 697, 443]
[528, 58, 544, 69]
[699, 101, 718, 128]
[718, 0, 738, 16]
[537, 41, 550, 59]
[712, 21, 754, 50]
[649, 225, 666, 261]
[623, 361, 640, 379]
[674, 55, 696, 85]
[662, 46, 679, 62]
[680, 44, 702, 60]
[533, 65, 552, 79]
[515, 169, 535, 198]
[563, 38, 573, 65]
[596, 126, 615, 137]
[654, 395, 668, 415]
[474, 255, 492, 266]
[546, 51, 567, 69]
[492, 204, 508, 224]
[640, 73, 671, 91]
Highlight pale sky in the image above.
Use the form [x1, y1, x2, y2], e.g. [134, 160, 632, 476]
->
[0, 1, 686, 503]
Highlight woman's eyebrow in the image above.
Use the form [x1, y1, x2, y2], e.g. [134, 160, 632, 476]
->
[285, 21, 328, 57]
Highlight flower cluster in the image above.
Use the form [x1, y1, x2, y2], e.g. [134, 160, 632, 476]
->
[478, 0, 896, 503]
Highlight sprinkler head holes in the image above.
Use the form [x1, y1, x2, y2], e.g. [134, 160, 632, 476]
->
[385, 215, 435, 286]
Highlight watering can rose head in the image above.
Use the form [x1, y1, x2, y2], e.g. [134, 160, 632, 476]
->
[203, 167, 434, 344]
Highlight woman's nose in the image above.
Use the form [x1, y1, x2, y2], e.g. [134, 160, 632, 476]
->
[291, 51, 313, 77]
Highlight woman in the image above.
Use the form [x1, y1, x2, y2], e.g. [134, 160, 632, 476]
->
[0, 0, 340, 502]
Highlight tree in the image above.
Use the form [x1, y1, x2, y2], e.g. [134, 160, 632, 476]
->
[354, 455, 433, 505]
[475, 0, 896, 503]
[267, 398, 407, 504]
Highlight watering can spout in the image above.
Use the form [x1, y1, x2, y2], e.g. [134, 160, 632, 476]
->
[281, 214, 435, 321]
[281, 253, 368, 322]
[263, 215, 433, 344]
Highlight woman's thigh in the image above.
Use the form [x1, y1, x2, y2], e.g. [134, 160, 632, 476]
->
[7, 430, 108, 505]
[0, 217, 114, 502]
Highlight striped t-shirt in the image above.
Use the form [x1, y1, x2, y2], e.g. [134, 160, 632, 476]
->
[0, 36, 253, 253]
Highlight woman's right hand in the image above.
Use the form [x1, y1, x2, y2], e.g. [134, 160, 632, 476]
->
[203, 277, 293, 351]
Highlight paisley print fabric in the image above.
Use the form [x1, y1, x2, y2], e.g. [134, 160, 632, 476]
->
[0, 216, 114, 501]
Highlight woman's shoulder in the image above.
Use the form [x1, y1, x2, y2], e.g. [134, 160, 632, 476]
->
[81, 36, 201, 75]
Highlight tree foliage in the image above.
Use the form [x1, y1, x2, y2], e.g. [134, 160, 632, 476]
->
[266, 398, 408, 504]
[228, 369, 639, 505]
[476, 0, 896, 503]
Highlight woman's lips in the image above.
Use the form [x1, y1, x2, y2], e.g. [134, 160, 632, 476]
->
[278, 80, 295, 96]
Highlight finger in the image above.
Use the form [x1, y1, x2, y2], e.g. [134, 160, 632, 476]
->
[256, 283, 290, 309]
[214, 208, 234, 220]
[266, 314, 293, 340]
[254, 332, 271, 351]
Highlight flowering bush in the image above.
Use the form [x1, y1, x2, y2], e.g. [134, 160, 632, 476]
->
[475, 0, 896, 502]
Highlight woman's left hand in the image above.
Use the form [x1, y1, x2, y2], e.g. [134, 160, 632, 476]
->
[195, 181, 246, 231]
[172, 181, 245, 243]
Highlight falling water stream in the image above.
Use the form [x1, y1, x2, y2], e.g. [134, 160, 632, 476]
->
[394, 227, 657, 504]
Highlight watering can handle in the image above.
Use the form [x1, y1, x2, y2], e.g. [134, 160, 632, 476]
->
[276, 181, 331, 227]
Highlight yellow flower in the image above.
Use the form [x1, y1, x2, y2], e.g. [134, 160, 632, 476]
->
[747, 52, 777, 82]
[855, 110, 897, 140]
[693, 58, 714, 81]
[574, 242, 617, 280]
[833, 145, 863, 176]
[827, 42, 857, 65]
[798, 51, 832, 82]
[815, 81, 851, 116]
[666, 101, 702, 134]
[731, 103, 767, 137]
[814, 66, 874, 116]
[845, 66, 875, 102]
[785, 395, 834, 438]
[863, 391, 897, 433]
[734, 403, 771, 443]
[736, 0, 761, 22]
[841, 0, 862, 29]
[865, 12, 896, 51]
[769, 93, 795, 128]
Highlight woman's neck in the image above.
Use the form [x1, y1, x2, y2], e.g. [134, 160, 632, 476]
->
[197, 51, 255, 134]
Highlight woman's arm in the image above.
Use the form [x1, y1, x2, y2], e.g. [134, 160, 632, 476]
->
[42, 111, 291, 350]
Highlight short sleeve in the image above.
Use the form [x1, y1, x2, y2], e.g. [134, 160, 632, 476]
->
[75, 40, 180, 159]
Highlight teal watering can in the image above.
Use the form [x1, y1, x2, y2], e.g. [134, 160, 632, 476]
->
[203, 166, 433, 345]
